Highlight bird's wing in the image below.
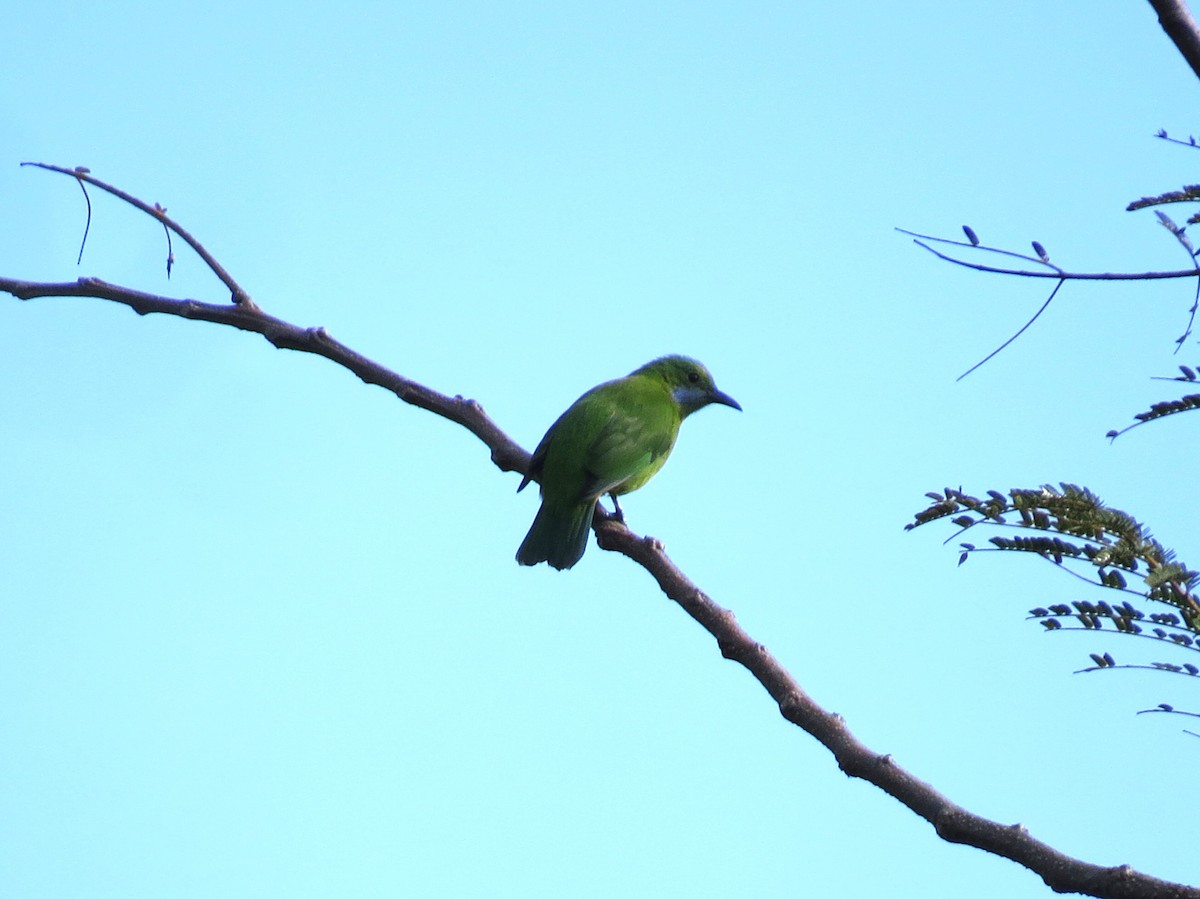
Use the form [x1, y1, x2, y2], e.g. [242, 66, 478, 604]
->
[583, 404, 675, 497]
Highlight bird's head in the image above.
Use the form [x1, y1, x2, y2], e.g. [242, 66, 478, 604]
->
[633, 355, 742, 417]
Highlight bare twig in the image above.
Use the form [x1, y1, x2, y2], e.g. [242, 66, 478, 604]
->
[898, 228, 1200, 281]
[956, 278, 1064, 381]
[4, 168, 1198, 899]
[900, 226, 1200, 376]
[1137, 705, 1200, 719]
[21, 162, 254, 307]
[73, 167, 91, 265]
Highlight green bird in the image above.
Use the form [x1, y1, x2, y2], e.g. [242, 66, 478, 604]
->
[516, 355, 741, 570]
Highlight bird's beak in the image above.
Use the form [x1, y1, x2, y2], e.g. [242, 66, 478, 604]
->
[711, 389, 742, 412]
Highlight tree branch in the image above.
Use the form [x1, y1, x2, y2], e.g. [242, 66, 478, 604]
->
[596, 525, 1198, 899]
[898, 228, 1200, 282]
[5, 167, 1198, 899]
[0, 275, 529, 476]
[1148, 0, 1200, 83]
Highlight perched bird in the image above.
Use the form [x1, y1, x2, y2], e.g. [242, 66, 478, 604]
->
[516, 355, 741, 570]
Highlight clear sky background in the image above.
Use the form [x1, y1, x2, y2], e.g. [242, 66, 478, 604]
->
[3, 2, 1199, 897]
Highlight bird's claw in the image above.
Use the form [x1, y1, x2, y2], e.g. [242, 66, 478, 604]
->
[608, 494, 626, 524]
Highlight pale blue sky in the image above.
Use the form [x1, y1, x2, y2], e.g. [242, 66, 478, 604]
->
[3, 2, 1199, 896]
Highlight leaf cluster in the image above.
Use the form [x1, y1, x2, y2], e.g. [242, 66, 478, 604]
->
[1110, 362, 1200, 437]
[908, 483, 1200, 716]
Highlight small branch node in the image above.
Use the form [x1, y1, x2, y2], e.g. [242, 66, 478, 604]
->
[642, 535, 665, 553]
[778, 691, 804, 720]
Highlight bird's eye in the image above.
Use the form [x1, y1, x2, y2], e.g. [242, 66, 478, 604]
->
[688, 371, 700, 383]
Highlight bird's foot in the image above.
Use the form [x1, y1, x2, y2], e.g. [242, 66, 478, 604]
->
[608, 494, 626, 524]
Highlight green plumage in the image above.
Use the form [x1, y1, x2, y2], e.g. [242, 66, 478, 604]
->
[516, 355, 740, 570]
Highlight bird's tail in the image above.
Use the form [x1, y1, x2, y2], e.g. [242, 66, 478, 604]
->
[516, 501, 594, 570]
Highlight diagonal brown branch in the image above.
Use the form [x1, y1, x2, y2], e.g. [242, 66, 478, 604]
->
[597, 527, 1200, 899]
[1148, 0, 1200, 83]
[3, 167, 1197, 899]
[0, 275, 529, 477]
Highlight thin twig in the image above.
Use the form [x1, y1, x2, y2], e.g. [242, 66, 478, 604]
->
[957, 278, 1065, 380]
[1136, 707, 1200, 717]
[898, 228, 1200, 281]
[897, 228, 1065, 275]
[21, 162, 255, 307]
[74, 169, 91, 265]
[1074, 662, 1200, 677]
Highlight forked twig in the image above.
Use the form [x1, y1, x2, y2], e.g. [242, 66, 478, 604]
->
[21, 161, 254, 307]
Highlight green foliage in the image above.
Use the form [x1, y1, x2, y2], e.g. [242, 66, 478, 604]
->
[909, 484, 1200, 715]
[1126, 182, 1200, 218]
